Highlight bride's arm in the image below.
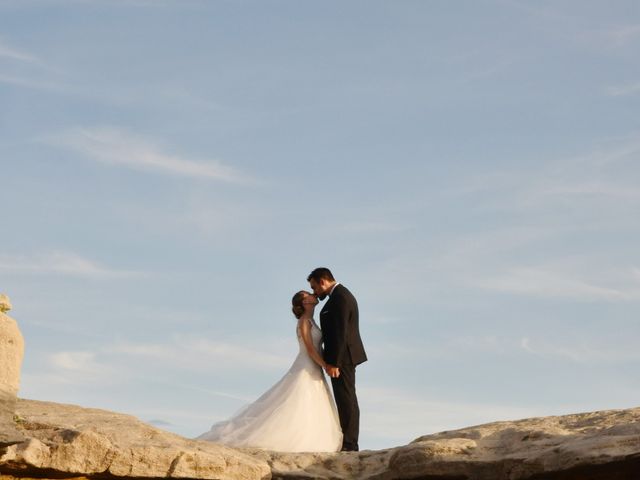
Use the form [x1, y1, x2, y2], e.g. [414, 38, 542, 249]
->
[298, 319, 327, 370]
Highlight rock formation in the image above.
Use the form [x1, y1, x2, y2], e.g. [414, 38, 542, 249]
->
[1, 399, 639, 480]
[1, 399, 269, 480]
[251, 407, 640, 479]
[0, 294, 25, 446]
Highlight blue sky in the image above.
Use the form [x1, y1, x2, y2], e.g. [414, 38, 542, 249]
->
[1, 0, 639, 450]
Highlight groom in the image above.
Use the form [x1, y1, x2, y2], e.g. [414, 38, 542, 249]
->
[307, 267, 367, 452]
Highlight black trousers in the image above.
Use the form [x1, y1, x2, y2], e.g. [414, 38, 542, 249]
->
[331, 362, 360, 451]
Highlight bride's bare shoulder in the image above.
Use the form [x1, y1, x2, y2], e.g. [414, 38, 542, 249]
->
[297, 317, 313, 333]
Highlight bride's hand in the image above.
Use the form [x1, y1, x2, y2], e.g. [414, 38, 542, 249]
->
[325, 365, 340, 378]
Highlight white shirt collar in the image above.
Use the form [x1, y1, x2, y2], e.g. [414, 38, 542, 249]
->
[328, 282, 340, 296]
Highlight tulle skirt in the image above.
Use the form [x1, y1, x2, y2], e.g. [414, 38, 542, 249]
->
[197, 361, 343, 452]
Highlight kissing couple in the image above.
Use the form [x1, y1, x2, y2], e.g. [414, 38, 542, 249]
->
[197, 267, 368, 452]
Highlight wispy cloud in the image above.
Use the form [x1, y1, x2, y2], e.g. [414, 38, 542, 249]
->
[0, 251, 143, 278]
[456, 139, 640, 207]
[0, 72, 65, 92]
[606, 82, 640, 97]
[497, 1, 640, 53]
[521, 337, 640, 364]
[50, 351, 113, 375]
[537, 181, 640, 199]
[0, 42, 217, 108]
[359, 385, 555, 445]
[21, 335, 293, 401]
[43, 127, 254, 183]
[367, 335, 519, 361]
[0, 39, 61, 92]
[448, 135, 640, 214]
[470, 265, 640, 302]
[606, 24, 640, 47]
[105, 336, 292, 372]
[369, 230, 640, 306]
[21, 351, 119, 387]
[370, 191, 640, 303]
[0, 38, 40, 63]
[438, 221, 640, 302]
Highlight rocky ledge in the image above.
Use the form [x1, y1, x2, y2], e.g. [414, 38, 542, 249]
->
[1, 399, 639, 480]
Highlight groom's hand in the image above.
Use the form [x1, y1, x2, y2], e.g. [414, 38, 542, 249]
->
[325, 365, 340, 378]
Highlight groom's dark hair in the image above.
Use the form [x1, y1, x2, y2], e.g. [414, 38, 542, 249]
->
[307, 267, 335, 282]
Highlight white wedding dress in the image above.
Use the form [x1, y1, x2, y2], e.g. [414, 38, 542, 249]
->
[196, 318, 343, 452]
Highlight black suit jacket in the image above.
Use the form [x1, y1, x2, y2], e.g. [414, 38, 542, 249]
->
[319, 284, 367, 368]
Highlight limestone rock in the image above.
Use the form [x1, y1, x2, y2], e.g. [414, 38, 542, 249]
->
[0, 301, 24, 396]
[2, 398, 640, 479]
[0, 399, 270, 480]
[0, 297, 25, 446]
[255, 407, 640, 479]
[0, 391, 24, 447]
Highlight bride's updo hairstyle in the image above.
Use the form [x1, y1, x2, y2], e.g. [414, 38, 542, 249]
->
[291, 291, 306, 319]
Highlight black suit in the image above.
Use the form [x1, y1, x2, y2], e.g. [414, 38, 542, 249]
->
[319, 283, 367, 451]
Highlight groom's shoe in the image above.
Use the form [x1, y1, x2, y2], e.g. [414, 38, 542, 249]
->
[340, 444, 359, 452]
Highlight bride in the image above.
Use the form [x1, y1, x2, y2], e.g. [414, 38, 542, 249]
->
[196, 291, 343, 452]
